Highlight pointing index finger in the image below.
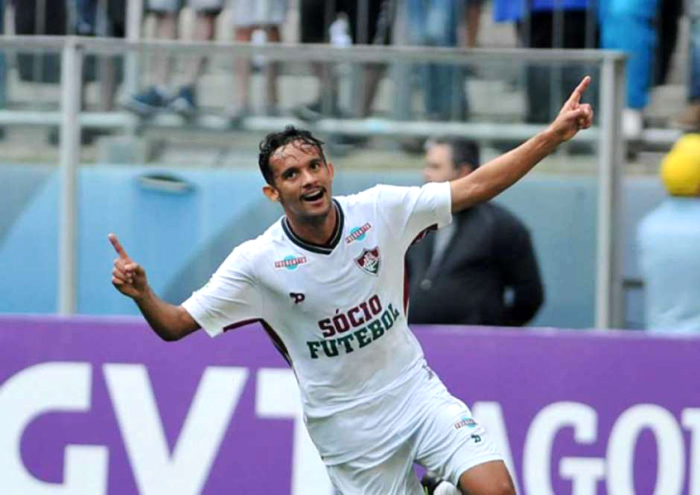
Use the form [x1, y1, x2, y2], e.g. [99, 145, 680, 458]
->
[108, 233, 130, 261]
[567, 76, 591, 108]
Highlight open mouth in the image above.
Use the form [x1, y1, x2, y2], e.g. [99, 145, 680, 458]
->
[302, 189, 325, 203]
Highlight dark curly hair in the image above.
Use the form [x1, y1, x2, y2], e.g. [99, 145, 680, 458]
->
[426, 136, 481, 171]
[258, 126, 327, 185]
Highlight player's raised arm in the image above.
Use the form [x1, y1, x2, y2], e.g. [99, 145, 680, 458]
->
[450, 76, 594, 213]
[109, 233, 200, 341]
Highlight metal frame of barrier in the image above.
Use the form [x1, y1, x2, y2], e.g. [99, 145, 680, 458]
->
[0, 36, 627, 329]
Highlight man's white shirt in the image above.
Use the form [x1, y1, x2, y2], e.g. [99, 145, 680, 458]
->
[183, 182, 452, 464]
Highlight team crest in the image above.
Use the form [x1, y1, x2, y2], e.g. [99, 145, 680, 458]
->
[355, 247, 381, 275]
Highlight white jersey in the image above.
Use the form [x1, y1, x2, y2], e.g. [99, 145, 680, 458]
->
[183, 182, 452, 464]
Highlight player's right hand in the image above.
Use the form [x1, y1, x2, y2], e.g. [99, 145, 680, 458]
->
[109, 233, 149, 300]
[548, 76, 594, 143]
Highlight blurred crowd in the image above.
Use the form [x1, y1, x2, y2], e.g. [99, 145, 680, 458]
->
[0, 0, 699, 138]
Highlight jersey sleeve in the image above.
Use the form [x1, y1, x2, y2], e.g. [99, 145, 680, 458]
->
[374, 182, 452, 248]
[181, 245, 263, 338]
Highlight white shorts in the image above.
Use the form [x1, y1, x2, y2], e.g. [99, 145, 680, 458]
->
[230, 0, 288, 27]
[325, 369, 503, 495]
[147, 0, 224, 14]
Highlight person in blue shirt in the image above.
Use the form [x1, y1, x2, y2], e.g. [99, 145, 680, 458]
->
[638, 134, 700, 333]
[598, 0, 660, 138]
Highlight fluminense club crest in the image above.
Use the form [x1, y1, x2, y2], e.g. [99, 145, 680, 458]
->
[355, 247, 380, 275]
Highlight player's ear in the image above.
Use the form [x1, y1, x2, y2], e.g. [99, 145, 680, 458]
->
[327, 161, 335, 180]
[263, 184, 280, 202]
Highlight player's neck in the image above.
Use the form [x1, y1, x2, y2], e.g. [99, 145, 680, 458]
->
[286, 204, 338, 247]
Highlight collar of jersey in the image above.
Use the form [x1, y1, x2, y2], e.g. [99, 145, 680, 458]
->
[281, 199, 344, 255]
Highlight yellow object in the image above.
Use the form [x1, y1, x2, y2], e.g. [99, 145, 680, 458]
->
[661, 134, 700, 196]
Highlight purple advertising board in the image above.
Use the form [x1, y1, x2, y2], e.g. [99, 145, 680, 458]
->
[1, 315, 698, 494]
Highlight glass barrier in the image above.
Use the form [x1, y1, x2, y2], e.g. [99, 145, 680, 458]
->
[0, 37, 628, 329]
[0, 43, 63, 313]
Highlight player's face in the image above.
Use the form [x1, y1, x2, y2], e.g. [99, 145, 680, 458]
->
[263, 141, 335, 221]
[423, 144, 470, 183]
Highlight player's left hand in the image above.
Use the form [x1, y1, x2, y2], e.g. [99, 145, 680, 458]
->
[548, 76, 594, 143]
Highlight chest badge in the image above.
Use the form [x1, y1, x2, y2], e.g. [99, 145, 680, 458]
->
[355, 247, 381, 275]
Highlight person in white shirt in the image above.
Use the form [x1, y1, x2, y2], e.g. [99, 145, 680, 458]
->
[109, 77, 593, 495]
[638, 134, 700, 333]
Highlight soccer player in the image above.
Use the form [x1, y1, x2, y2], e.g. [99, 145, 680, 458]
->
[110, 77, 594, 494]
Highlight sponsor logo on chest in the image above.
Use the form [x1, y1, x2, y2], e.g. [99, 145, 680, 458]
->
[307, 294, 402, 359]
[454, 417, 477, 430]
[274, 255, 308, 270]
[345, 223, 372, 244]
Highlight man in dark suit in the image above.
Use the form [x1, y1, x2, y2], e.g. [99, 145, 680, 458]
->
[407, 137, 544, 326]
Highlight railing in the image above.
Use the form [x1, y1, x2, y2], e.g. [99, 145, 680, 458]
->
[0, 35, 628, 328]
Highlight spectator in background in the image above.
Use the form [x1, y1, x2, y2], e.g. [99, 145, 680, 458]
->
[124, 0, 224, 119]
[598, 0, 660, 139]
[14, 0, 67, 84]
[294, 0, 395, 121]
[638, 134, 700, 334]
[72, 0, 126, 112]
[493, 0, 597, 125]
[407, 137, 544, 326]
[75, 0, 98, 36]
[654, 0, 683, 88]
[73, 0, 126, 37]
[407, 0, 482, 121]
[229, 0, 288, 124]
[0, 0, 6, 140]
[676, 0, 700, 130]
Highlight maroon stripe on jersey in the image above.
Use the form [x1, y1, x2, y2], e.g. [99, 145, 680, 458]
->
[403, 259, 410, 315]
[410, 223, 438, 247]
[404, 224, 438, 314]
[223, 319, 292, 366]
[260, 320, 292, 366]
[223, 319, 261, 332]
[282, 200, 345, 255]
